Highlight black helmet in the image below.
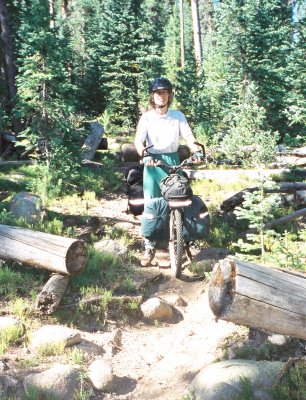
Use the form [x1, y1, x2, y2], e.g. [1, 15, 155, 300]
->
[149, 77, 173, 93]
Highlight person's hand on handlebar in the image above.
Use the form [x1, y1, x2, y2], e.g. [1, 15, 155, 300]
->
[142, 153, 155, 166]
[191, 151, 205, 164]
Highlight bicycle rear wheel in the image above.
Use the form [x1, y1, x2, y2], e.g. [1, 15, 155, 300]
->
[169, 208, 184, 278]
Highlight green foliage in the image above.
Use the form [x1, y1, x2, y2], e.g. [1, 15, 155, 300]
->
[234, 177, 282, 261]
[221, 82, 280, 167]
[72, 246, 135, 294]
[0, 264, 42, 298]
[265, 230, 306, 271]
[78, 153, 123, 195]
[97, 0, 147, 132]
[270, 361, 306, 400]
[0, 324, 23, 355]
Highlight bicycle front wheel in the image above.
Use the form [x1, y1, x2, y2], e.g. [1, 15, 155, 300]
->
[169, 208, 184, 278]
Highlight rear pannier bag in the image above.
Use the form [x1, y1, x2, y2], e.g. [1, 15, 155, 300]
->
[127, 184, 144, 216]
[183, 195, 210, 241]
[141, 197, 170, 241]
[160, 174, 193, 201]
[124, 164, 144, 216]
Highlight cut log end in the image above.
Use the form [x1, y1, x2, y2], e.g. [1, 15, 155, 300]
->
[208, 258, 236, 317]
[36, 274, 70, 314]
[66, 240, 87, 276]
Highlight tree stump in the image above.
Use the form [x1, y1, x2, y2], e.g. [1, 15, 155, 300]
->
[81, 122, 104, 161]
[208, 257, 306, 339]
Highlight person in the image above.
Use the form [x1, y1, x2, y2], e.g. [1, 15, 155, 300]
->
[134, 77, 204, 267]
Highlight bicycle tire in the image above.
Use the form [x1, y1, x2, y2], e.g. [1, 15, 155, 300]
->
[169, 208, 184, 278]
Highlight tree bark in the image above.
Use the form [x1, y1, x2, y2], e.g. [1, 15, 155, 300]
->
[208, 257, 306, 339]
[0, 224, 87, 275]
[191, 0, 202, 67]
[180, 0, 185, 67]
[0, 0, 21, 133]
[81, 122, 104, 161]
[36, 274, 70, 314]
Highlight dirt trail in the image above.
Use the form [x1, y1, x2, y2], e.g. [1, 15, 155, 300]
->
[90, 194, 244, 400]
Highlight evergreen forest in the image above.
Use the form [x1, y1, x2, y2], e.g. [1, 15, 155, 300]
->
[0, 0, 305, 175]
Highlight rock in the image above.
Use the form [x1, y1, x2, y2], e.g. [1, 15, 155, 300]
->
[24, 364, 81, 399]
[296, 190, 306, 206]
[158, 294, 187, 307]
[140, 297, 173, 320]
[87, 359, 114, 391]
[0, 374, 22, 399]
[121, 143, 140, 162]
[267, 334, 287, 346]
[30, 325, 81, 352]
[189, 359, 285, 400]
[10, 192, 43, 223]
[94, 239, 128, 257]
[0, 316, 22, 331]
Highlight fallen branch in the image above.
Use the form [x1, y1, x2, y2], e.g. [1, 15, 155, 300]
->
[221, 182, 306, 212]
[243, 207, 306, 235]
[0, 160, 32, 166]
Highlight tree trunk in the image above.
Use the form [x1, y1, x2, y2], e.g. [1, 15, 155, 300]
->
[81, 122, 104, 161]
[191, 0, 202, 67]
[180, 0, 185, 67]
[0, 224, 87, 275]
[0, 0, 21, 133]
[208, 258, 306, 339]
[36, 274, 70, 314]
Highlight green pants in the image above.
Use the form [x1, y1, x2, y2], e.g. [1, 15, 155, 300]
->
[143, 152, 179, 201]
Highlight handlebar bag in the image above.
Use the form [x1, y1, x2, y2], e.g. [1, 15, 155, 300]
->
[141, 197, 170, 241]
[160, 174, 193, 201]
[183, 195, 210, 241]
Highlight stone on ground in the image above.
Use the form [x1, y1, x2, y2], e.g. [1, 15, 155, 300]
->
[87, 358, 114, 391]
[30, 325, 81, 351]
[140, 297, 173, 320]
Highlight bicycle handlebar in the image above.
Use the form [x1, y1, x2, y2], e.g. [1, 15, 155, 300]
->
[141, 142, 206, 169]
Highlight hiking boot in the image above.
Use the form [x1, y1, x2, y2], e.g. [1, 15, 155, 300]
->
[140, 248, 156, 267]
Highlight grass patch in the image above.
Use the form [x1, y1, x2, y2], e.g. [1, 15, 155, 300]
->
[270, 360, 306, 400]
[72, 246, 135, 293]
[0, 264, 42, 298]
[0, 324, 24, 355]
[36, 340, 66, 357]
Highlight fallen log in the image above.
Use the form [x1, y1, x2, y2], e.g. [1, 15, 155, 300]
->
[208, 257, 306, 339]
[221, 182, 306, 212]
[0, 224, 87, 275]
[0, 191, 10, 201]
[36, 274, 70, 314]
[243, 207, 306, 235]
[0, 160, 32, 166]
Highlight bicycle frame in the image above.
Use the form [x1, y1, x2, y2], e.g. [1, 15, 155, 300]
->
[141, 142, 205, 278]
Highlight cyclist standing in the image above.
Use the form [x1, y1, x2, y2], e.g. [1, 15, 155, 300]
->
[134, 77, 203, 267]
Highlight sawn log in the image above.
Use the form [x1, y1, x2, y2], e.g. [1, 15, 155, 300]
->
[0, 224, 87, 275]
[36, 274, 70, 314]
[208, 257, 306, 339]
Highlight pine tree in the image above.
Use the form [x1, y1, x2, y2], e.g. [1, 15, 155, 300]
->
[212, 0, 294, 139]
[98, 0, 147, 132]
[14, 0, 82, 196]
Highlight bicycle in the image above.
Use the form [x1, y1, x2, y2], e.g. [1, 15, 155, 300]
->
[142, 143, 206, 278]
